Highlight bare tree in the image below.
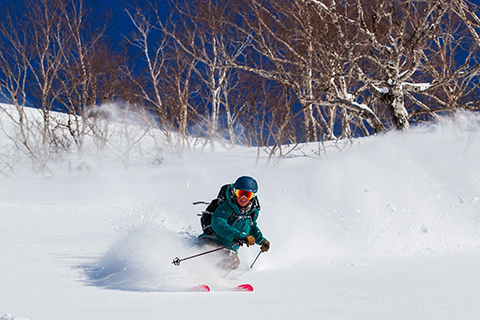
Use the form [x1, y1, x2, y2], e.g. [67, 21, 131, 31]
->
[1, 0, 478, 173]
[126, 1, 188, 153]
[162, 42, 198, 150]
[306, 0, 480, 129]
[228, 0, 479, 142]
[231, 0, 385, 142]
[0, 0, 135, 172]
[166, 0, 252, 150]
[52, 0, 113, 153]
[0, 0, 64, 172]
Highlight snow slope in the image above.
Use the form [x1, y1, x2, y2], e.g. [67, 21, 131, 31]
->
[1, 110, 480, 319]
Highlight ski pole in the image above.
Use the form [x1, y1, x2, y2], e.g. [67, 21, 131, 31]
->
[250, 251, 262, 269]
[192, 201, 210, 205]
[172, 242, 240, 266]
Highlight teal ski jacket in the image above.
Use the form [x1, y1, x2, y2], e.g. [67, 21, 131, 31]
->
[199, 184, 265, 251]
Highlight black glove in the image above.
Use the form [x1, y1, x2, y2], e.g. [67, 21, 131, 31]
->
[260, 240, 270, 252]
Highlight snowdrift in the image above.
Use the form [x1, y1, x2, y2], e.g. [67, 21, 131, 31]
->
[77, 111, 480, 292]
[2, 105, 480, 319]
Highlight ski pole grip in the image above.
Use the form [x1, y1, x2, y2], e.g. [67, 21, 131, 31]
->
[234, 239, 246, 246]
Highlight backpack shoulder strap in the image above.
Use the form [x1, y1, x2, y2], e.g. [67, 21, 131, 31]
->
[217, 184, 230, 200]
[205, 184, 230, 213]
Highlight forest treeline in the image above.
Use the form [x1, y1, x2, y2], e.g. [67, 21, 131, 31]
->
[0, 0, 479, 172]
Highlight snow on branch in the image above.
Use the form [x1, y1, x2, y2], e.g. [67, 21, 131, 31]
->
[307, 0, 329, 11]
[372, 85, 389, 94]
[402, 82, 431, 93]
[324, 98, 386, 133]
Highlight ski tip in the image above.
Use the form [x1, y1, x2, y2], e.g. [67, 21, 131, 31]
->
[235, 284, 254, 291]
[193, 284, 211, 292]
[192, 284, 252, 292]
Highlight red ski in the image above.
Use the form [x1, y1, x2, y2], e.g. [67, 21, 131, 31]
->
[234, 284, 254, 291]
[192, 284, 253, 292]
[192, 284, 211, 292]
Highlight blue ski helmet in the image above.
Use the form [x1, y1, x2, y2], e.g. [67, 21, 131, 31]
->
[234, 176, 258, 193]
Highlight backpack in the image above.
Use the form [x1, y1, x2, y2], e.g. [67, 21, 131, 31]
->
[196, 184, 229, 235]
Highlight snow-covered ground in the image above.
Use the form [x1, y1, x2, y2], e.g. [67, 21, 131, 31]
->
[2, 109, 480, 319]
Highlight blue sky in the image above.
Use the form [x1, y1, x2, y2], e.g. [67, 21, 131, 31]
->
[95, 0, 134, 40]
[95, 0, 170, 42]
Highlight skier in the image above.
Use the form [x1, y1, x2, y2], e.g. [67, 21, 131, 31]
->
[198, 176, 270, 270]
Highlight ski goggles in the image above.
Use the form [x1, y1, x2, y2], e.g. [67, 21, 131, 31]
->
[234, 188, 255, 201]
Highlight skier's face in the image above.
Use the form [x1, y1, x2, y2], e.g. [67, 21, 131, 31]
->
[234, 189, 254, 207]
[237, 195, 250, 207]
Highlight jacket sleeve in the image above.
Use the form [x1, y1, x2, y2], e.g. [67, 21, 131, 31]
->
[211, 204, 247, 241]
